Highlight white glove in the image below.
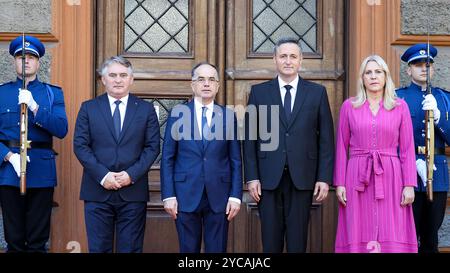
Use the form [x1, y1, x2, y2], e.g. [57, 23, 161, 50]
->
[422, 94, 441, 124]
[18, 88, 38, 112]
[416, 158, 437, 187]
[8, 153, 30, 177]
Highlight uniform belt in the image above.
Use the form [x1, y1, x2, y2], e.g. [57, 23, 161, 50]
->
[0, 140, 53, 150]
[416, 146, 446, 155]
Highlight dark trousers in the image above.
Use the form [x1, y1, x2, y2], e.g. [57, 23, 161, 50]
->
[175, 189, 228, 253]
[259, 168, 313, 253]
[0, 185, 54, 253]
[84, 191, 147, 253]
[413, 191, 448, 253]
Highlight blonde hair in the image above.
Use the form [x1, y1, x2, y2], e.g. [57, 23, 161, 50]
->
[352, 55, 397, 110]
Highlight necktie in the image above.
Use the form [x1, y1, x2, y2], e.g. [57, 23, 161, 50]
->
[113, 100, 121, 139]
[201, 106, 209, 148]
[284, 85, 292, 120]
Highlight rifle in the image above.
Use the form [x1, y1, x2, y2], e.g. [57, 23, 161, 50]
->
[19, 32, 31, 196]
[424, 37, 434, 202]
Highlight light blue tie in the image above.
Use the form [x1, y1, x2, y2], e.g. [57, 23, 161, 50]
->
[113, 100, 121, 139]
[201, 107, 209, 149]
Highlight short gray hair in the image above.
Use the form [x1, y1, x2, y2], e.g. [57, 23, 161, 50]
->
[273, 37, 303, 55]
[98, 55, 133, 76]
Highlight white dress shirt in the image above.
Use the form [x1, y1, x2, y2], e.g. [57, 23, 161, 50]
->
[100, 94, 129, 186]
[194, 98, 214, 138]
[278, 75, 299, 111]
[245, 75, 299, 185]
[107, 94, 129, 131]
[163, 98, 241, 205]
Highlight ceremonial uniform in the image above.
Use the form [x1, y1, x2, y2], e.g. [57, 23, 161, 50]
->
[0, 36, 68, 252]
[0, 80, 68, 187]
[397, 43, 450, 253]
[396, 84, 450, 192]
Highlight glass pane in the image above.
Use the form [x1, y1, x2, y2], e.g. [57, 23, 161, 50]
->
[124, 0, 189, 54]
[252, 0, 318, 54]
[144, 98, 190, 165]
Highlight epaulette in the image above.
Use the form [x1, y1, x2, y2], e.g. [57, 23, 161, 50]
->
[395, 86, 408, 99]
[435, 88, 450, 121]
[0, 81, 14, 87]
[435, 87, 450, 93]
[44, 83, 62, 91]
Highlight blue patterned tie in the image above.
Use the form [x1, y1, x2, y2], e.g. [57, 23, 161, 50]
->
[113, 100, 121, 139]
[284, 85, 292, 120]
[201, 106, 209, 148]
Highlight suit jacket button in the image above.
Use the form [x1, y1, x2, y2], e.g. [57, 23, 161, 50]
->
[285, 133, 289, 137]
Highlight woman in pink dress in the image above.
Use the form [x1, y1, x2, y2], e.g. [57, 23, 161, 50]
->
[334, 55, 418, 253]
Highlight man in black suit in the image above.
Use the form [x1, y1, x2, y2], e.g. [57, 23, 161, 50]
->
[243, 38, 334, 253]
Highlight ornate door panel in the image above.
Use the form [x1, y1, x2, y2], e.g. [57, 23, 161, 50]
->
[96, 0, 344, 252]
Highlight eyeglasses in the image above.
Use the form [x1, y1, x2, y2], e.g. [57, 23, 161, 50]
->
[193, 77, 219, 84]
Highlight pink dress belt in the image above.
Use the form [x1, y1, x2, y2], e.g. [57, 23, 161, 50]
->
[350, 148, 398, 200]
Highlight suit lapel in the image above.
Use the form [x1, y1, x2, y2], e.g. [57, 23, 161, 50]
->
[97, 94, 117, 141]
[288, 77, 308, 129]
[118, 94, 138, 143]
[269, 78, 288, 128]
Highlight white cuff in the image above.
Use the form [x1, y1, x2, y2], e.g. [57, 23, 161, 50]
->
[29, 101, 38, 112]
[228, 197, 241, 205]
[163, 197, 176, 202]
[100, 172, 110, 186]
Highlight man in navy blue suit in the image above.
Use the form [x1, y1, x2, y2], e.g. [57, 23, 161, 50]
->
[74, 56, 160, 253]
[0, 35, 68, 252]
[161, 62, 242, 253]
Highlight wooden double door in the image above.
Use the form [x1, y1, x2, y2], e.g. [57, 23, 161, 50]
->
[96, 0, 344, 253]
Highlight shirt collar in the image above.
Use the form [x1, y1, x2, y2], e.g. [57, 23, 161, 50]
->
[278, 75, 299, 91]
[409, 81, 428, 92]
[194, 98, 214, 113]
[17, 76, 39, 87]
[107, 94, 129, 107]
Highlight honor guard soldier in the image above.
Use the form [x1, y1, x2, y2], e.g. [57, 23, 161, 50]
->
[397, 43, 450, 253]
[0, 35, 68, 252]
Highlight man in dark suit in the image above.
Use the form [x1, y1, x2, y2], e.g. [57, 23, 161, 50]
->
[161, 62, 242, 253]
[73, 56, 160, 253]
[243, 38, 334, 253]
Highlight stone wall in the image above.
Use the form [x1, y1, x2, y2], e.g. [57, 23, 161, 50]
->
[400, 0, 450, 91]
[0, 0, 51, 33]
[401, 0, 450, 35]
[0, 0, 51, 84]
